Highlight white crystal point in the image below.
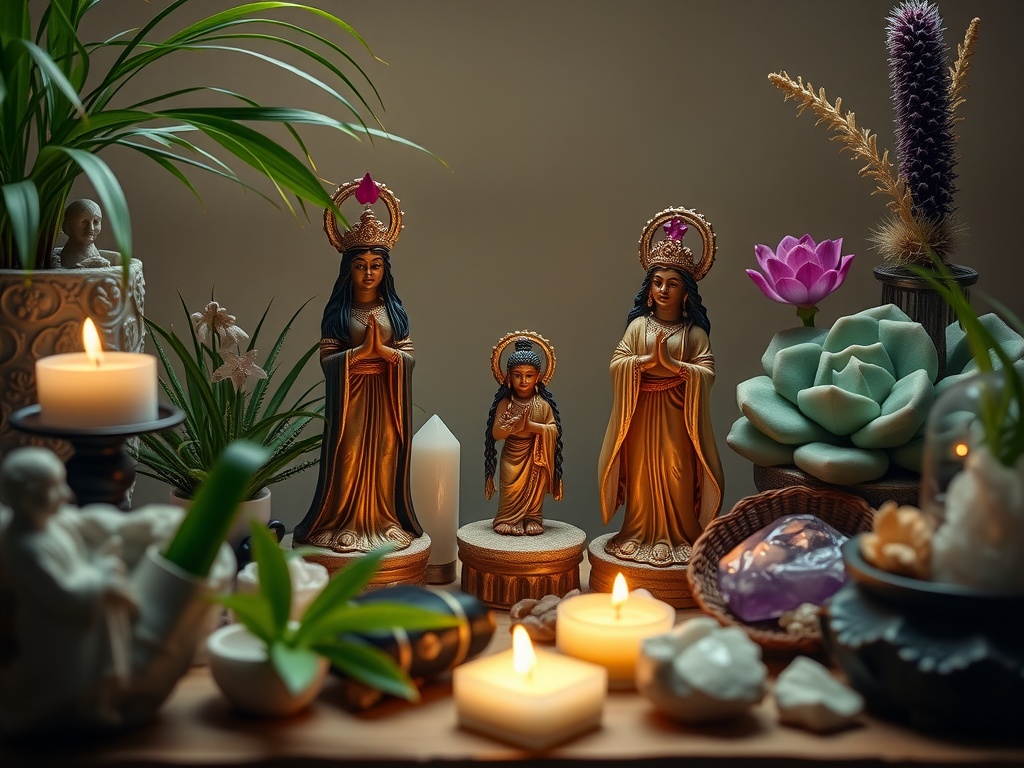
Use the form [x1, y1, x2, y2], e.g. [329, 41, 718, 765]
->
[774, 656, 863, 733]
[637, 617, 768, 723]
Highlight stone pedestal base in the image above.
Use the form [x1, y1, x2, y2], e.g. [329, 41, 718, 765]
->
[457, 520, 586, 610]
[588, 533, 696, 608]
[283, 533, 431, 588]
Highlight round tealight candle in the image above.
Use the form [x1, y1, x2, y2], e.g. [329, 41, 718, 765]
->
[556, 584, 675, 689]
[35, 319, 157, 428]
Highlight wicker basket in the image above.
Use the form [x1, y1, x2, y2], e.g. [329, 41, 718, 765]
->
[687, 486, 875, 653]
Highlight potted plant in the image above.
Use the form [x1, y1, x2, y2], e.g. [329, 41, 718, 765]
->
[208, 522, 459, 718]
[134, 294, 323, 540]
[768, 1, 981, 374]
[0, 1, 429, 457]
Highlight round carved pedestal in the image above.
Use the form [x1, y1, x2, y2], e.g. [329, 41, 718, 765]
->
[283, 533, 431, 587]
[457, 520, 586, 610]
[588, 533, 695, 608]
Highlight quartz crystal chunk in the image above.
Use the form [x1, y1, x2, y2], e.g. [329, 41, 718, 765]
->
[718, 514, 849, 622]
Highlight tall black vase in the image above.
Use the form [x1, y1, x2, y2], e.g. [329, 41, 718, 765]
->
[873, 263, 978, 380]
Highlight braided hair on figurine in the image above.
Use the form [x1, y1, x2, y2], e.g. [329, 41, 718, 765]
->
[483, 338, 563, 499]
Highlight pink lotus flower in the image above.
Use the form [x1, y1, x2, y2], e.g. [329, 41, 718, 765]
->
[747, 235, 855, 326]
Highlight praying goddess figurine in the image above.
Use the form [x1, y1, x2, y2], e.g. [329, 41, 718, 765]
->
[597, 209, 725, 566]
[293, 174, 422, 553]
[484, 332, 563, 535]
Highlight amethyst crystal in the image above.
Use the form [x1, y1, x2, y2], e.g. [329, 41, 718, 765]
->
[718, 514, 849, 623]
[887, 0, 957, 225]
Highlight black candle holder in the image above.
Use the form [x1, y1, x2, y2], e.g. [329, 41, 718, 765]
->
[10, 404, 184, 510]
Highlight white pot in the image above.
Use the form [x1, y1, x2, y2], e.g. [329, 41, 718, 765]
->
[207, 623, 329, 718]
[170, 486, 271, 548]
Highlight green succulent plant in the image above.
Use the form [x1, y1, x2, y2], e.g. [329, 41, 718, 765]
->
[0, 1, 430, 271]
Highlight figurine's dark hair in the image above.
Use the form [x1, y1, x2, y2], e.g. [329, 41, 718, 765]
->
[483, 342, 563, 491]
[321, 246, 410, 342]
[626, 266, 711, 337]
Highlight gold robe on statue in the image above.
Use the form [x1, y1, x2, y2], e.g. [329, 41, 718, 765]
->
[492, 395, 562, 530]
[294, 307, 421, 553]
[597, 316, 724, 566]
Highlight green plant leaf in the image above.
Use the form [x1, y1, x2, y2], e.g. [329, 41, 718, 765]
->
[247, 518, 291, 635]
[314, 637, 419, 702]
[297, 603, 460, 644]
[215, 591, 276, 646]
[296, 547, 392, 639]
[1, 180, 40, 268]
[270, 640, 322, 696]
[14, 38, 84, 117]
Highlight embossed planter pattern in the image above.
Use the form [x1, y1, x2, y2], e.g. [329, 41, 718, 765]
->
[0, 257, 145, 460]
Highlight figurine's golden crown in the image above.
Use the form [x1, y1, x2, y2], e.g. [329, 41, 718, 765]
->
[645, 239, 696, 274]
[637, 207, 717, 282]
[324, 174, 403, 254]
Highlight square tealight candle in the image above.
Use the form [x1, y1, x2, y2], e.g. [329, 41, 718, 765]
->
[556, 574, 675, 689]
[453, 625, 607, 750]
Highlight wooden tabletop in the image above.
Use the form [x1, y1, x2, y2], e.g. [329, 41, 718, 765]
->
[2, 600, 1022, 767]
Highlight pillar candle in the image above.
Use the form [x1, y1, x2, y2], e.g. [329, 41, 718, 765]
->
[410, 415, 459, 575]
[35, 318, 157, 428]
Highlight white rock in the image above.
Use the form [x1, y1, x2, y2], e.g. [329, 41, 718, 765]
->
[636, 617, 768, 723]
[774, 656, 863, 733]
[932, 446, 1024, 591]
[237, 556, 329, 620]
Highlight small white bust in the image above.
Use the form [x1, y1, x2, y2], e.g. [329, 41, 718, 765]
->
[56, 198, 111, 269]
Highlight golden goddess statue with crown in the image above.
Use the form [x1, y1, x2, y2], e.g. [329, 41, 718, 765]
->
[596, 207, 725, 567]
[293, 174, 422, 554]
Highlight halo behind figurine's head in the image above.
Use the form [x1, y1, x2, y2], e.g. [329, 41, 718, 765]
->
[491, 331, 556, 386]
[323, 173, 403, 254]
[638, 207, 716, 281]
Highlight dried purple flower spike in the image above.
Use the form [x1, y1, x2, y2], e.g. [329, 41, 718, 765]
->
[887, 0, 957, 225]
[664, 219, 688, 241]
[355, 172, 379, 205]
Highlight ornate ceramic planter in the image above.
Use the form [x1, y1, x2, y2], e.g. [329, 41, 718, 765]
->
[0, 257, 145, 460]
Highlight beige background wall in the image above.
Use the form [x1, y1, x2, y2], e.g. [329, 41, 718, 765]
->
[74, 1, 1024, 537]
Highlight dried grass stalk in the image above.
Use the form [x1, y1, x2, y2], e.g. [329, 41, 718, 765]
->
[949, 17, 981, 124]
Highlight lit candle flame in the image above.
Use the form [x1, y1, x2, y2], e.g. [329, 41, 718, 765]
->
[954, 442, 969, 458]
[512, 624, 536, 680]
[83, 318, 104, 367]
[612, 572, 628, 619]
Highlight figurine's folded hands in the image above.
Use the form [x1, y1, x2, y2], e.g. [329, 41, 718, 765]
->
[655, 334, 687, 377]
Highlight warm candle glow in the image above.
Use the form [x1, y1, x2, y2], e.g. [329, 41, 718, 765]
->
[954, 442, 969, 458]
[612, 572, 628, 619]
[512, 624, 536, 678]
[82, 318, 104, 366]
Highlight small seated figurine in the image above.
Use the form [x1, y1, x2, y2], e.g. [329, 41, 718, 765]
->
[484, 333, 563, 535]
[55, 199, 111, 269]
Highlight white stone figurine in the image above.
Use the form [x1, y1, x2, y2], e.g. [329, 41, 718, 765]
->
[56, 198, 111, 268]
[635, 616, 768, 723]
[0, 448, 233, 735]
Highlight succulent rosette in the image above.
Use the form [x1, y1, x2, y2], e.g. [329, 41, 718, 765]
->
[728, 304, 938, 484]
[747, 235, 855, 326]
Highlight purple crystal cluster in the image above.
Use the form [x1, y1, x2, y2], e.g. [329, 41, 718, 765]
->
[886, 0, 957, 225]
[718, 514, 849, 623]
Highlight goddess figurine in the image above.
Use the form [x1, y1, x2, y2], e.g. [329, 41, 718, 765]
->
[483, 333, 563, 535]
[293, 175, 422, 553]
[597, 209, 725, 566]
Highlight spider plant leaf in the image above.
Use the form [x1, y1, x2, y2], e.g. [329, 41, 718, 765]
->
[296, 602, 460, 643]
[297, 547, 393, 633]
[1, 181, 40, 269]
[270, 641, 321, 696]
[216, 591, 276, 646]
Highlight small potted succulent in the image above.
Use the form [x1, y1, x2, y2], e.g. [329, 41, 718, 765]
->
[769, 1, 982, 373]
[133, 295, 323, 540]
[208, 523, 459, 717]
